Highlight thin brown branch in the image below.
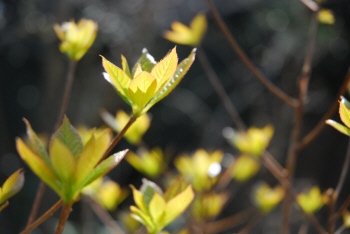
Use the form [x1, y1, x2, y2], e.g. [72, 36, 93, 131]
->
[299, 69, 350, 149]
[26, 60, 77, 227]
[85, 196, 125, 234]
[101, 115, 137, 161]
[236, 213, 262, 234]
[204, 207, 255, 234]
[197, 47, 246, 131]
[329, 138, 350, 233]
[55, 202, 73, 234]
[21, 199, 63, 234]
[206, 0, 298, 107]
[282, 12, 318, 234]
[331, 194, 350, 223]
[55, 60, 78, 130]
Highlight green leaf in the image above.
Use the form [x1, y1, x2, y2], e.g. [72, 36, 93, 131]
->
[142, 48, 196, 115]
[131, 185, 149, 214]
[101, 55, 132, 106]
[340, 97, 350, 129]
[75, 129, 111, 186]
[132, 48, 157, 75]
[326, 120, 350, 136]
[0, 169, 25, 205]
[77, 149, 128, 190]
[162, 185, 194, 227]
[121, 55, 132, 78]
[50, 138, 75, 183]
[23, 119, 51, 166]
[53, 116, 83, 157]
[16, 138, 62, 196]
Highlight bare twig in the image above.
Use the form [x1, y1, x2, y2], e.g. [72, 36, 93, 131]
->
[299, 69, 350, 149]
[197, 47, 246, 130]
[328, 138, 350, 233]
[101, 115, 137, 161]
[21, 200, 63, 234]
[206, 0, 298, 107]
[204, 207, 255, 234]
[282, 12, 318, 234]
[331, 194, 350, 223]
[85, 197, 125, 234]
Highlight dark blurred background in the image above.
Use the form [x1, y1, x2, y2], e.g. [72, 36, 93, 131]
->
[1, 0, 350, 233]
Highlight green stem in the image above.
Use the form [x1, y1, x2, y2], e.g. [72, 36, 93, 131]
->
[55, 202, 73, 234]
[20, 200, 63, 234]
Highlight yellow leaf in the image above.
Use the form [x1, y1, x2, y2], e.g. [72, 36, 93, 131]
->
[297, 186, 325, 214]
[149, 192, 166, 224]
[50, 138, 75, 182]
[121, 55, 132, 78]
[254, 183, 284, 213]
[131, 185, 148, 214]
[164, 14, 207, 46]
[16, 138, 61, 195]
[339, 97, 350, 129]
[163, 185, 194, 227]
[75, 129, 111, 186]
[101, 56, 131, 104]
[151, 47, 178, 94]
[0, 169, 25, 205]
[318, 9, 335, 25]
[133, 63, 143, 78]
[128, 71, 157, 116]
[231, 154, 260, 182]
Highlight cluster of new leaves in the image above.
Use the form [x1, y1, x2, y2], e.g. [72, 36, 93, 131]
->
[102, 47, 196, 117]
[16, 117, 128, 204]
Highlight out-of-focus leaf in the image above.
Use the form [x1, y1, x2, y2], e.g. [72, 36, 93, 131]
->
[149, 192, 166, 224]
[121, 55, 131, 78]
[162, 185, 194, 227]
[0, 169, 25, 204]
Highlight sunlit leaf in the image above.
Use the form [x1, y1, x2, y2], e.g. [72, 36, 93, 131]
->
[162, 185, 194, 227]
[163, 178, 187, 202]
[144, 48, 196, 114]
[131, 185, 149, 214]
[75, 129, 111, 185]
[54, 116, 83, 157]
[121, 55, 132, 78]
[132, 48, 157, 74]
[128, 72, 157, 116]
[326, 120, 350, 136]
[151, 47, 178, 93]
[77, 150, 128, 190]
[340, 97, 350, 129]
[50, 138, 75, 183]
[297, 186, 325, 214]
[16, 138, 61, 195]
[149, 192, 166, 224]
[130, 206, 154, 230]
[101, 56, 132, 105]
